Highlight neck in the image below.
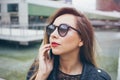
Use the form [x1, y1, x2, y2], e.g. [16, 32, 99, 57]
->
[59, 49, 83, 75]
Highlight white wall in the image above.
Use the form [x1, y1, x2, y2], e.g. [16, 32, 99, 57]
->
[0, 0, 28, 26]
[19, 0, 28, 26]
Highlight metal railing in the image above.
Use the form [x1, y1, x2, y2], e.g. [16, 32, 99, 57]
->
[0, 23, 45, 37]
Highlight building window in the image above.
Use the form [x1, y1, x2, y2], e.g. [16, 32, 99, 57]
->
[0, 16, 1, 25]
[10, 16, 19, 24]
[8, 4, 18, 12]
[29, 15, 47, 24]
[0, 16, 1, 21]
[0, 4, 1, 12]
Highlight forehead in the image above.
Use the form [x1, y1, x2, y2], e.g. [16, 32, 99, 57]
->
[53, 14, 76, 27]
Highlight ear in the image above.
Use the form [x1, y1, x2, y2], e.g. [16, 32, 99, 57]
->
[79, 40, 83, 47]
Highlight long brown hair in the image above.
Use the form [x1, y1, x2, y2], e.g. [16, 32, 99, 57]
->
[28, 7, 97, 80]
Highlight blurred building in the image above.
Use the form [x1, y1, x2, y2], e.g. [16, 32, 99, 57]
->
[96, 0, 120, 11]
[65, 0, 72, 4]
[0, 0, 58, 27]
[0, 0, 72, 28]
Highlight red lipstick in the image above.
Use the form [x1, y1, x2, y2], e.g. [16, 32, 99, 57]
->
[51, 42, 60, 47]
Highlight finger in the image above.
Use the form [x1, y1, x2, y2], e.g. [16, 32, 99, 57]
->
[39, 44, 51, 51]
[39, 47, 51, 59]
[38, 44, 51, 66]
[39, 44, 51, 56]
[39, 48, 49, 60]
[46, 57, 54, 70]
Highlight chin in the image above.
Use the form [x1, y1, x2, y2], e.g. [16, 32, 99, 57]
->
[52, 49, 61, 55]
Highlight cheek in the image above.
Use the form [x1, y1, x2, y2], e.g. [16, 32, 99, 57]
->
[63, 37, 79, 49]
[59, 33, 80, 53]
[64, 32, 80, 46]
[52, 36, 79, 55]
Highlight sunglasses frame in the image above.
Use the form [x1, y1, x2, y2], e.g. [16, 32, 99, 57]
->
[46, 23, 81, 37]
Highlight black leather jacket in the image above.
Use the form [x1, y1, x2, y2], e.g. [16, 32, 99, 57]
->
[27, 63, 111, 80]
[79, 63, 111, 80]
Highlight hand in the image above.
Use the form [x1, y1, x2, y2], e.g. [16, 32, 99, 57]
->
[35, 44, 53, 80]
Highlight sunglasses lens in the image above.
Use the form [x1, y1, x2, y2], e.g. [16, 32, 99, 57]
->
[58, 24, 69, 37]
[46, 24, 69, 37]
[46, 25, 55, 35]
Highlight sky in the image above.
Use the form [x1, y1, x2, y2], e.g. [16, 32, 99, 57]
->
[72, 0, 96, 10]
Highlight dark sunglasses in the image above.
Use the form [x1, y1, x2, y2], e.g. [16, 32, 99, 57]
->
[46, 24, 80, 37]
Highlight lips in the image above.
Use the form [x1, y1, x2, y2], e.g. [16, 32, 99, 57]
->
[51, 42, 60, 47]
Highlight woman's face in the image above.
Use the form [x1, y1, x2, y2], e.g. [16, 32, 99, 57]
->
[49, 14, 83, 55]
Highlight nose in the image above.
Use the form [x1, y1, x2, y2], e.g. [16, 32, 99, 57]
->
[50, 28, 59, 38]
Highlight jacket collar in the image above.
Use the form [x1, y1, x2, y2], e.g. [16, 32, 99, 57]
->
[80, 63, 98, 80]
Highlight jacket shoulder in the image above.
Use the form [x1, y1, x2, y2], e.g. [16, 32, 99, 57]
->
[81, 63, 111, 80]
[95, 68, 111, 80]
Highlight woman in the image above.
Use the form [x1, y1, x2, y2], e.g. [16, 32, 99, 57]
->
[27, 7, 111, 80]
